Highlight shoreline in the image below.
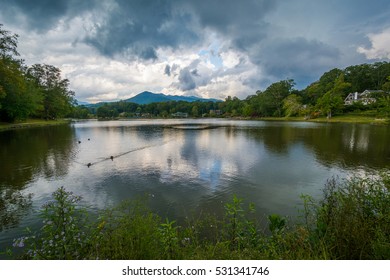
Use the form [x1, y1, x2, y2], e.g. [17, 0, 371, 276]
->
[1, 115, 388, 132]
[0, 119, 71, 132]
[254, 115, 389, 125]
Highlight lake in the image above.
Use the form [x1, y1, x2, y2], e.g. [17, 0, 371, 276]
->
[1, 119, 389, 254]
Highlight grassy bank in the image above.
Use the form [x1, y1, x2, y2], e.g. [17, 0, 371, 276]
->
[4, 172, 389, 260]
[259, 114, 389, 124]
[0, 119, 71, 131]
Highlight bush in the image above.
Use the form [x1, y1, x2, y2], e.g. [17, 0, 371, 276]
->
[13, 187, 90, 259]
[315, 174, 390, 259]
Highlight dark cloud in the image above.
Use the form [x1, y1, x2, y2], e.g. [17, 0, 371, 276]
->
[0, 0, 95, 31]
[190, 69, 199, 77]
[191, 0, 274, 53]
[81, 0, 275, 61]
[190, 0, 274, 31]
[254, 38, 341, 87]
[84, 0, 200, 60]
[164, 64, 171, 76]
[178, 67, 196, 91]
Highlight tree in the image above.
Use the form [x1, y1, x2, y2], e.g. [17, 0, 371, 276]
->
[316, 91, 343, 118]
[316, 74, 349, 118]
[304, 68, 343, 105]
[282, 94, 303, 117]
[382, 76, 390, 93]
[0, 24, 19, 59]
[0, 59, 43, 121]
[191, 105, 199, 117]
[251, 79, 295, 117]
[0, 25, 43, 121]
[27, 64, 75, 119]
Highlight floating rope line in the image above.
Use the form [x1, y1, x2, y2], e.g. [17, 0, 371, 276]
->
[75, 138, 174, 168]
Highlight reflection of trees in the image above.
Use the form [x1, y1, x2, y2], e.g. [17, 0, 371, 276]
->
[133, 125, 164, 141]
[243, 125, 298, 154]
[0, 124, 75, 230]
[242, 123, 390, 169]
[308, 124, 390, 169]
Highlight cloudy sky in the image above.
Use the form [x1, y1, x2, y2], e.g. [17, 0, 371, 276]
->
[1, 0, 390, 103]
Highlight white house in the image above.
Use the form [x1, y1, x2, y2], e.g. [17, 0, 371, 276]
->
[344, 90, 382, 105]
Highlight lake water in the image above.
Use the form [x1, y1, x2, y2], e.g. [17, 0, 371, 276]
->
[1, 119, 389, 253]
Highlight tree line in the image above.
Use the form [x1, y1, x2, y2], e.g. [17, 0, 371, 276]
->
[0, 24, 75, 122]
[86, 64, 390, 120]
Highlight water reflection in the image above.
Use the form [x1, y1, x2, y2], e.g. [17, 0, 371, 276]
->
[1, 120, 389, 253]
[0, 125, 76, 230]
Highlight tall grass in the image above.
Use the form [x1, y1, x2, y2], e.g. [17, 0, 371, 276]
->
[7, 172, 390, 260]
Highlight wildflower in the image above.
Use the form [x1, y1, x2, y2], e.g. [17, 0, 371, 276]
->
[13, 239, 25, 248]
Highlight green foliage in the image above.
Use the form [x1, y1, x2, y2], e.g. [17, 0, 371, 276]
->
[0, 56, 43, 121]
[159, 218, 179, 259]
[91, 198, 162, 259]
[377, 95, 390, 117]
[27, 64, 75, 119]
[315, 74, 350, 118]
[268, 214, 286, 234]
[0, 23, 19, 59]
[0, 25, 75, 122]
[314, 174, 390, 259]
[282, 94, 303, 117]
[250, 80, 295, 117]
[316, 91, 344, 118]
[12, 187, 89, 259]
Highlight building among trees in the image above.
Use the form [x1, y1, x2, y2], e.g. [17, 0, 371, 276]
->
[344, 90, 382, 105]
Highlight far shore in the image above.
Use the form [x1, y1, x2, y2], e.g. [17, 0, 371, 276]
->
[1, 115, 388, 132]
[254, 115, 389, 125]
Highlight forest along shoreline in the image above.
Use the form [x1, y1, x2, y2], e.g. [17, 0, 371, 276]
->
[1, 115, 389, 132]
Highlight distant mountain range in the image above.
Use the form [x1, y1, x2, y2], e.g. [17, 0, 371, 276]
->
[79, 91, 221, 107]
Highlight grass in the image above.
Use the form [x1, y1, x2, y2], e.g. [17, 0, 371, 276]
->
[259, 114, 389, 124]
[0, 119, 71, 131]
[4, 172, 390, 260]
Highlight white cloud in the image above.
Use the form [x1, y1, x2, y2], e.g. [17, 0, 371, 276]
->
[358, 28, 390, 59]
[220, 50, 241, 69]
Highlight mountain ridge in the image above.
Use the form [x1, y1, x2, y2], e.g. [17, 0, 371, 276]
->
[124, 91, 221, 104]
[81, 91, 221, 106]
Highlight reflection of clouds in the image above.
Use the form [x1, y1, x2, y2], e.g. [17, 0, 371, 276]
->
[199, 158, 222, 189]
[127, 127, 263, 191]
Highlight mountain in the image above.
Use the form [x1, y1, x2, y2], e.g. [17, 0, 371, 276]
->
[125, 91, 221, 104]
[76, 100, 90, 106]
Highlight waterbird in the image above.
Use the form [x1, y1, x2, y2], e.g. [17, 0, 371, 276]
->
[110, 156, 114, 161]
[88, 138, 90, 141]
[78, 140, 81, 144]
[87, 163, 92, 168]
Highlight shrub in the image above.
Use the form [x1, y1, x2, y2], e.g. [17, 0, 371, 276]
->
[13, 187, 90, 259]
